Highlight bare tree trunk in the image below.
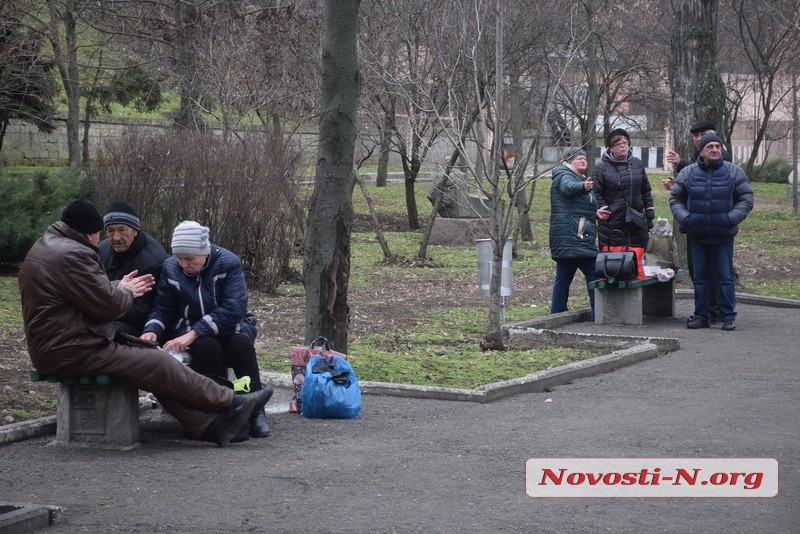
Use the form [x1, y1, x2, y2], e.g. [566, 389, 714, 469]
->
[401, 131, 425, 230]
[481, 0, 506, 351]
[509, 68, 533, 242]
[668, 0, 725, 160]
[174, 1, 203, 130]
[794, 80, 798, 215]
[81, 63, 104, 169]
[418, 107, 482, 260]
[47, 0, 82, 170]
[404, 174, 419, 229]
[375, 91, 395, 188]
[355, 174, 395, 260]
[303, 0, 361, 352]
[584, 0, 599, 175]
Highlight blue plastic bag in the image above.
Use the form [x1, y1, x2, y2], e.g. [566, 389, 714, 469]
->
[300, 354, 362, 419]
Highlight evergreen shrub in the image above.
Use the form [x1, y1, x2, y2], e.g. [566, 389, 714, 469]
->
[749, 160, 791, 183]
[0, 168, 87, 265]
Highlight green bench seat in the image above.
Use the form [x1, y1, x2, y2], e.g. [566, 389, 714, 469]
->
[30, 370, 114, 385]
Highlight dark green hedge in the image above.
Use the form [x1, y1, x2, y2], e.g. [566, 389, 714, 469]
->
[0, 168, 88, 265]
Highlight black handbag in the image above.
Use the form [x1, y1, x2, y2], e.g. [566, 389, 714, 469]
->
[594, 250, 638, 280]
[625, 206, 647, 232]
[624, 174, 647, 232]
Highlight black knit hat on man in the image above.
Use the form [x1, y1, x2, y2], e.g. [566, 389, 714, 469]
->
[61, 199, 104, 234]
[605, 128, 631, 148]
[103, 200, 141, 231]
[698, 132, 723, 152]
[689, 120, 716, 134]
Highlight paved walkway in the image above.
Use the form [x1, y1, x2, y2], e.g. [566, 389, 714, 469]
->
[1, 296, 798, 533]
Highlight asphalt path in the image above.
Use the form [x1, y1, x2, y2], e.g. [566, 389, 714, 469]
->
[1, 298, 798, 533]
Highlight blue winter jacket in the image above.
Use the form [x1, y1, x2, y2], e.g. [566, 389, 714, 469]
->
[669, 159, 754, 245]
[143, 245, 257, 343]
[549, 163, 599, 260]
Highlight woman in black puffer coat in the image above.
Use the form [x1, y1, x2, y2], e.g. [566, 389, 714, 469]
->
[592, 128, 655, 248]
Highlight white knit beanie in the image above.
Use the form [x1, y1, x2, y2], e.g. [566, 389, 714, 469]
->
[171, 221, 211, 256]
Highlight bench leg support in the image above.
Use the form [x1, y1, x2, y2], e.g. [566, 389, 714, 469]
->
[55, 383, 140, 448]
[594, 286, 644, 326]
[642, 279, 677, 317]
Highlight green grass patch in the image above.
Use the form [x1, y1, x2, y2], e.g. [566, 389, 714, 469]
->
[346, 344, 595, 389]
[0, 278, 24, 330]
[256, 293, 591, 389]
[3, 398, 58, 422]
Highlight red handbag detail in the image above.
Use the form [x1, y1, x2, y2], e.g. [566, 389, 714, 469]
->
[602, 245, 645, 280]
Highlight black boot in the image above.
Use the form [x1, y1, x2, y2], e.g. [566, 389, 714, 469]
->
[231, 422, 250, 443]
[234, 385, 273, 439]
[201, 388, 272, 447]
[249, 408, 270, 438]
[250, 384, 273, 437]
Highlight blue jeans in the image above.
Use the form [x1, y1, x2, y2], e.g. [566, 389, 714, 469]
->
[688, 240, 736, 321]
[551, 257, 599, 316]
[686, 236, 721, 318]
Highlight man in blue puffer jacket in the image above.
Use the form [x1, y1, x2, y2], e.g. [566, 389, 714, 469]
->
[669, 133, 754, 331]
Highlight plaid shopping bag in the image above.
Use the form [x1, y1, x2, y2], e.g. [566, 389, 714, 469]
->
[289, 337, 347, 413]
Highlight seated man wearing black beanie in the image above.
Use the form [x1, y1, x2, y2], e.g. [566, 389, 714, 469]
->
[18, 199, 272, 446]
[98, 200, 168, 335]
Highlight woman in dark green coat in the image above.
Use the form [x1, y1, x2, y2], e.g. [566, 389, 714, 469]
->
[549, 148, 610, 316]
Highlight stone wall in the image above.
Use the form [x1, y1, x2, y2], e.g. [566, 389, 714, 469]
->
[2, 114, 787, 171]
[1, 115, 176, 166]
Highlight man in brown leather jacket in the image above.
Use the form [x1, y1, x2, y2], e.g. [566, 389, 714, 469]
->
[18, 199, 272, 447]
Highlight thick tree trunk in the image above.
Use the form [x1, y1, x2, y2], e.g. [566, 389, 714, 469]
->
[404, 172, 419, 229]
[174, 1, 203, 130]
[668, 0, 725, 160]
[303, 0, 361, 353]
[402, 133, 422, 230]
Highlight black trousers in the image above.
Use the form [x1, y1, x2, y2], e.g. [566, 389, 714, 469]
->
[189, 333, 263, 390]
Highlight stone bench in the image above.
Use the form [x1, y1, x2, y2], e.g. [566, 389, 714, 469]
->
[30, 370, 139, 449]
[589, 270, 686, 326]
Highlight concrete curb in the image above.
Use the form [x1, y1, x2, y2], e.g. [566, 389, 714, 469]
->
[676, 289, 800, 308]
[0, 501, 64, 533]
[262, 341, 663, 404]
[0, 416, 56, 446]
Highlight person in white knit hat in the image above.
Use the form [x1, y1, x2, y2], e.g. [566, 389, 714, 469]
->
[141, 221, 271, 440]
